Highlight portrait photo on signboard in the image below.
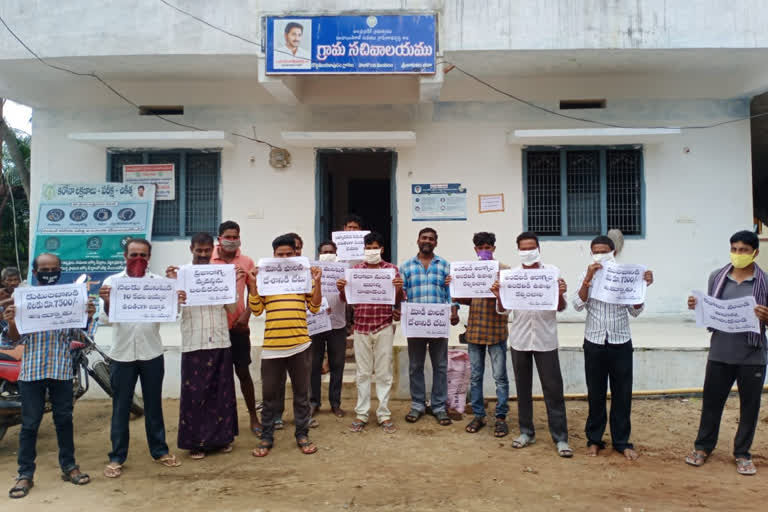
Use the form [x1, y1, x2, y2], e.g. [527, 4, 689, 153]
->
[273, 19, 312, 70]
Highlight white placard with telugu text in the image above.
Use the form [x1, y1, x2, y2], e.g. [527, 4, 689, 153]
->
[108, 277, 178, 323]
[13, 283, 89, 334]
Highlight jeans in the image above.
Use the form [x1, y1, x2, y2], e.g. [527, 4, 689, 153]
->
[468, 341, 509, 419]
[694, 360, 766, 459]
[407, 337, 449, 414]
[354, 327, 395, 422]
[510, 348, 568, 443]
[17, 379, 77, 479]
[310, 327, 347, 410]
[109, 355, 169, 463]
[583, 339, 634, 452]
[260, 348, 312, 444]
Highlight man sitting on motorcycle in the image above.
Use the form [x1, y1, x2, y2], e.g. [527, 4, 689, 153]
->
[0, 267, 24, 361]
[1, 253, 96, 499]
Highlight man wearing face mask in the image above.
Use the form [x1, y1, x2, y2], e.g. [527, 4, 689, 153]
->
[2, 253, 96, 499]
[99, 239, 181, 478]
[573, 235, 654, 461]
[685, 230, 768, 476]
[455, 232, 511, 437]
[492, 232, 571, 457]
[310, 240, 348, 418]
[337, 232, 404, 434]
[211, 221, 261, 435]
[400, 227, 459, 427]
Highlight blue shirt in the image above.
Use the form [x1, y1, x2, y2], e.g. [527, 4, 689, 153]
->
[400, 254, 452, 304]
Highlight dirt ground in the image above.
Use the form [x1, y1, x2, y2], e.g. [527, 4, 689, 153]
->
[1, 395, 767, 511]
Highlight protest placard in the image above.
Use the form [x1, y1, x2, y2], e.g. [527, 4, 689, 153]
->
[312, 260, 348, 296]
[449, 261, 498, 299]
[499, 267, 559, 311]
[402, 303, 451, 338]
[307, 297, 332, 336]
[590, 263, 647, 305]
[332, 231, 370, 261]
[108, 277, 178, 323]
[257, 257, 312, 296]
[179, 264, 237, 306]
[13, 283, 89, 334]
[692, 290, 760, 334]
[344, 268, 396, 305]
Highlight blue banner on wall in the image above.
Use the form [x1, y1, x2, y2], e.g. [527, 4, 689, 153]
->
[411, 183, 468, 221]
[264, 14, 436, 74]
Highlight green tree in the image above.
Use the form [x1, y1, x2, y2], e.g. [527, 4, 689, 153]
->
[0, 101, 31, 275]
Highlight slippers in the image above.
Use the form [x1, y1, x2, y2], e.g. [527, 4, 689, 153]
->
[736, 458, 757, 475]
[61, 470, 90, 485]
[103, 462, 123, 479]
[512, 434, 536, 449]
[297, 437, 318, 455]
[405, 408, 423, 423]
[8, 478, 33, 499]
[154, 453, 181, 468]
[379, 419, 397, 434]
[252, 440, 272, 458]
[349, 419, 367, 433]
[557, 441, 574, 458]
[190, 451, 206, 460]
[685, 450, 708, 467]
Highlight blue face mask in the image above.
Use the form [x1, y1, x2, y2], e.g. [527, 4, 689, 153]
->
[477, 250, 494, 261]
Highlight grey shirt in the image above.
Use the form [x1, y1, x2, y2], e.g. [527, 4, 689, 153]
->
[707, 268, 768, 366]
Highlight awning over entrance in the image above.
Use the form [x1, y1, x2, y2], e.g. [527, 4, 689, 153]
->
[281, 131, 416, 148]
[69, 130, 234, 148]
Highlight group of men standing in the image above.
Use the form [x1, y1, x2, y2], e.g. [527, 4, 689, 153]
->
[2, 220, 767, 498]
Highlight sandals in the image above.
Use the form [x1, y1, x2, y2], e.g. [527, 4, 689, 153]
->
[274, 419, 285, 430]
[557, 441, 574, 458]
[154, 453, 181, 467]
[8, 478, 33, 499]
[379, 419, 397, 434]
[252, 440, 272, 457]
[466, 416, 487, 433]
[297, 437, 318, 455]
[512, 434, 536, 449]
[685, 450, 709, 467]
[435, 410, 452, 426]
[332, 406, 346, 418]
[61, 469, 90, 485]
[736, 457, 757, 475]
[349, 419, 367, 433]
[103, 462, 123, 479]
[405, 408, 424, 423]
[494, 418, 509, 438]
[309, 417, 320, 428]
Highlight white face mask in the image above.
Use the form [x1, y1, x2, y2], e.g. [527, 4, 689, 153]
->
[518, 249, 541, 266]
[318, 253, 337, 262]
[592, 251, 615, 264]
[364, 249, 382, 265]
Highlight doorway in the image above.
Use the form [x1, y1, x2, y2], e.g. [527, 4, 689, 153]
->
[315, 150, 397, 263]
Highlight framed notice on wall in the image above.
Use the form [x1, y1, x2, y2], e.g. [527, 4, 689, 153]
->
[479, 193, 504, 213]
[123, 164, 175, 200]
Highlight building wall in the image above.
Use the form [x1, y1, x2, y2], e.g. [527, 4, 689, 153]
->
[30, 97, 752, 330]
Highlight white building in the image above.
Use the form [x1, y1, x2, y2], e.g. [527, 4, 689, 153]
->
[1, 1, 767, 357]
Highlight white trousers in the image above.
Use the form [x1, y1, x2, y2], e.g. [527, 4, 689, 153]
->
[353, 326, 395, 423]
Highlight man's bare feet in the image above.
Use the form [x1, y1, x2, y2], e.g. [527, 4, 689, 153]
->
[586, 444, 600, 457]
[623, 448, 639, 461]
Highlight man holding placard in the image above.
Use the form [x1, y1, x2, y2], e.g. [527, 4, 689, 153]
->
[685, 230, 768, 475]
[454, 232, 511, 437]
[211, 221, 261, 435]
[494, 232, 572, 457]
[310, 240, 349, 419]
[2, 253, 95, 499]
[338, 231, 404, 434]
[248, 234, 322, 456]
[99, 239, 181, 478]
[167, 233, 240, 460]
[574, 235, 654, 461]
[400, 227, 458, 427]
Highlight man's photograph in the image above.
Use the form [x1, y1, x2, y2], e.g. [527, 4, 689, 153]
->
[273, 19, 312, 70]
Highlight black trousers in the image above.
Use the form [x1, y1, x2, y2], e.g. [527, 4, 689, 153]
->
[510, 348, 569, 443]
[260, 348, 312, 444]
[583, 339, 633, 452]
[694, 359, 766, 459]
[310, 327, 347, 410]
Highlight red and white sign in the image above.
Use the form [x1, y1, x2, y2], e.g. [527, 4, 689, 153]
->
[123, 164, 175, 201]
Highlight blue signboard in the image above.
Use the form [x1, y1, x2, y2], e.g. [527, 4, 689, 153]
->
[264, 14, 436, 74]
[411, 183, 468, 221]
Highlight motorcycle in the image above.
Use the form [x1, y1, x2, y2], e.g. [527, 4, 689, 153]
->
[0, 331, 144, 442]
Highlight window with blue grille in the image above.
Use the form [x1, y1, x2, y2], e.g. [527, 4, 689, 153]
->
[524, 147, 644, 238]
[107, 150, 221, 238]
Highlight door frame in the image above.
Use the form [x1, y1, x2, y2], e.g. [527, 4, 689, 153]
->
[314, 148, 398, 263]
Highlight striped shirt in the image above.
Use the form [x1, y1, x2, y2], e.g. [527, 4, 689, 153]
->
[180, 304, 232, 353]
[400, 254, 451, 304]
[573, 271, 643, 344]
[249, 290, 321, 358]
[1, 319, 97, 381]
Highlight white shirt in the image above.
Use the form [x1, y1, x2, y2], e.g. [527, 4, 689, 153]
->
[180, 304, 232, 353]
[507, 264, 565, 352]
[572, 270, 644, 345]
[100, 270, 165, 362]
[326, 292, 347, 330]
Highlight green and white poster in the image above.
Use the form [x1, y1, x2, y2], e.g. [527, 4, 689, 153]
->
[32, 183, 155, 293]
